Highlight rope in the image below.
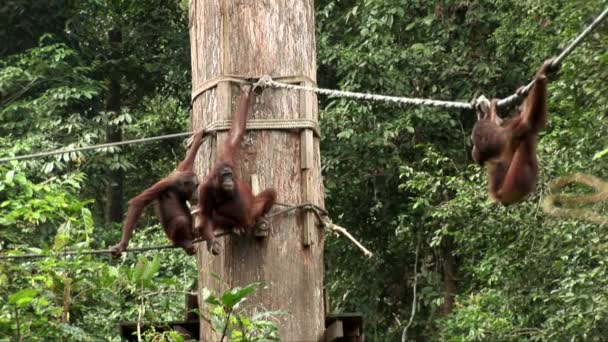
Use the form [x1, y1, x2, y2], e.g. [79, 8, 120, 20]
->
[2, 118, 320, 163]
[255, 76, 473, 110]
[206, 118, 321, 138]
[5, 7, 605, 164]
[191, 74, 317, 104]
[0, 231, 231, 261]
[0, 244, 178, 260]
[265, 202, 328, 220]
[497, 7, 608, 108]
[0, 201, 372, 260]
[254, 7, 608, 111]
[265, 202, 372, 257]
[542, 173, 608, 225]
[0, 132, 194, 163]
[191, 75, 252, 103]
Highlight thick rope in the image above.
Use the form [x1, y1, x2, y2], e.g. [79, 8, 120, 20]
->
[498, 7, 608, 108]
[206, 118, 321, 138]
[5, 6, 606, 165]
[256, 76, 473, 110]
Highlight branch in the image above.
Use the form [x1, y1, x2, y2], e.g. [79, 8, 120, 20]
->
[402, 239, 420, 342]
[324, 221, 373, 258]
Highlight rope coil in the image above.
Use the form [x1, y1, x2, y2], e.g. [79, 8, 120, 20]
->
[206, 118, 321, 138]
[542, 173, 608, 226]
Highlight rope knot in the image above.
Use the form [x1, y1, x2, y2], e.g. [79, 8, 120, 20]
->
[253, 75, 273, 93]
[473, 95, 490, 120]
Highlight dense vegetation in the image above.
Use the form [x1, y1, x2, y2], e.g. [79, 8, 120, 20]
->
[1, 0, 607, 340]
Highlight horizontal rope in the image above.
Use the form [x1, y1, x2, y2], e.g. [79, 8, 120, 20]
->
[0, 231, 231, 261]
[0, 201, 377, 261]
[0, 203, 320, 261]
[256, 76, 474, 110]
[0, 244, 178, 260]
[0, 132, 194, 163]
[2, 118, 320, 163]
[3, 9, 604, 164]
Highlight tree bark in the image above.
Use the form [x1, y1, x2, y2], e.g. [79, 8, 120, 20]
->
[105, 28, 124, 223]
[189, 0, 324, 340]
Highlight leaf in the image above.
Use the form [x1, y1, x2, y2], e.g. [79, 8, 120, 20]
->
[220, 283, 260, 308]
[592, 147, 608, 160]
[132, 259, 145, 283]
[81, 207, 94, 232]
[141, 256, 160, 283]
[337, 129, 354, 140]
[5, 170, 15, 183]
[202, 287, 222, 306]
[9, 288, 38, 306]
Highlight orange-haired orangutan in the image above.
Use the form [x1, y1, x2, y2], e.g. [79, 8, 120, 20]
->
[110, 131, 204, 255]
[471, 59, 556, 205]
[196, 86, 276, 253]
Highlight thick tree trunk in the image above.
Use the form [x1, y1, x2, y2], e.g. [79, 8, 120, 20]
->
[105, 29, 124, 223]
[189, 0, 324, 340]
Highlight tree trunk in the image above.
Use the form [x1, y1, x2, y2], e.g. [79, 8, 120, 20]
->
[189, 0, 324, 340]
[440, 237, 457, 315]
[105, 28, 124, 223]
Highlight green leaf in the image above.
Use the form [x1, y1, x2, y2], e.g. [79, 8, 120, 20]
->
[202, 287, 222, 306]
[9, 288, 39, 306]
[337, 129, 354, 140]
[5, 170, 14, 183]
[220, 283, 260, 309]
[592, 147, 608, 160]
[141, 256, 160, 283]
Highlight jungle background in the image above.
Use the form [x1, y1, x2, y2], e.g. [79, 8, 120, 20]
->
[1, 0, 607, 340]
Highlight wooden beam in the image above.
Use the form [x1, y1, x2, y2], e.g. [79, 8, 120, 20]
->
[300, 79, 315, 170]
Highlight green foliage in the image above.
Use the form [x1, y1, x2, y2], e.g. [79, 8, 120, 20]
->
[317, 0, 608, 340]
[0, 162, 91, 247]
[202, 283, 282, 341]
[0, 1, 200, 340]
[438, 290, 517, 341]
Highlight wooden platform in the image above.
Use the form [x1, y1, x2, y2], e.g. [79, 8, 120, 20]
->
[324, 312, 364, 342]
